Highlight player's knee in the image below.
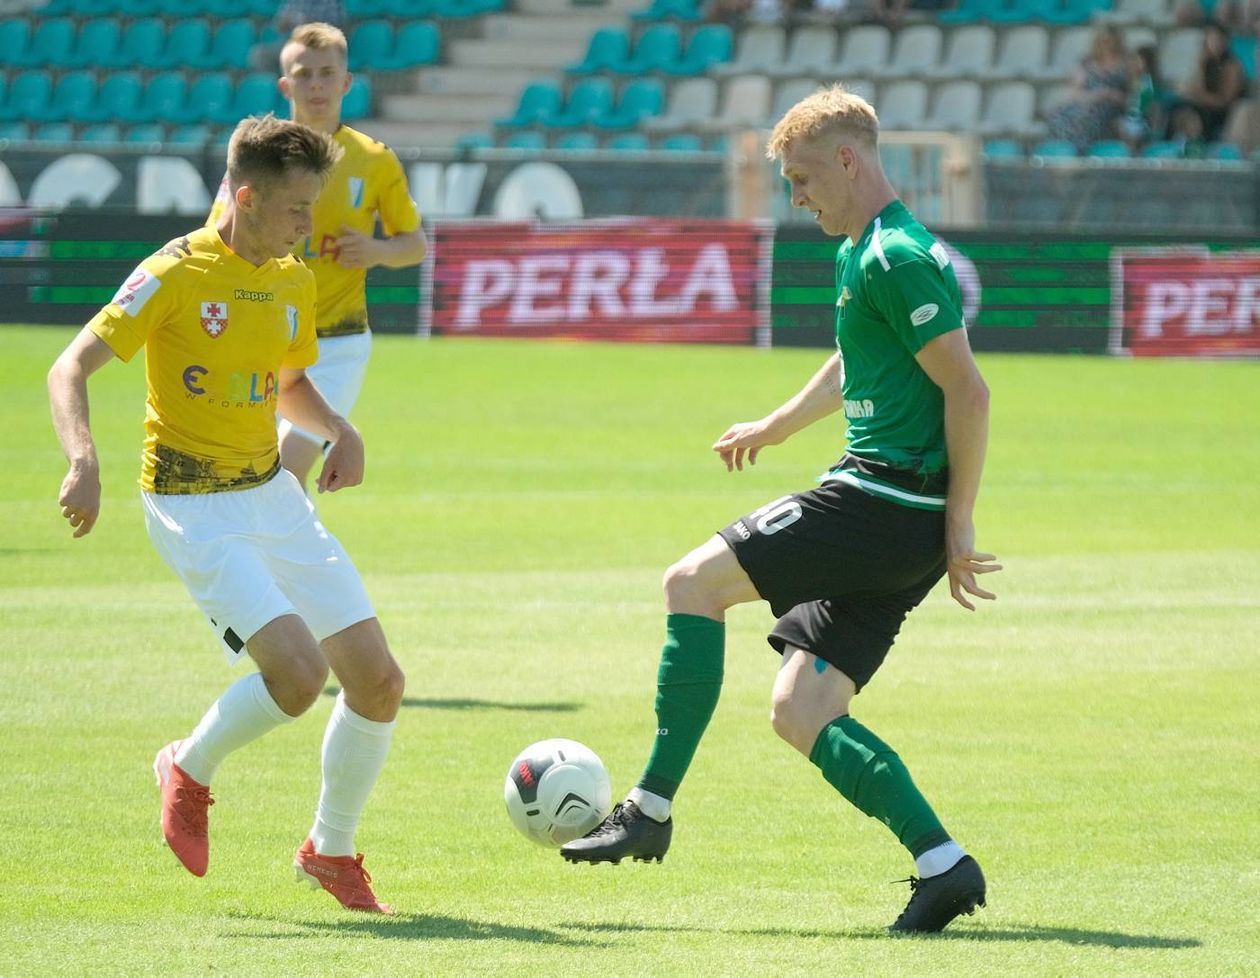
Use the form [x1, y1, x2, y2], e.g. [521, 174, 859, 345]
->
[380, 659, 406, 711]
[271, 656, 329, 716]
[663, 558, 717, 615]
[768, 692, 815, 755]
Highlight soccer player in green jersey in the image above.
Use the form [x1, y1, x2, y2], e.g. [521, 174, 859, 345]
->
[561, 85, 1000, 934]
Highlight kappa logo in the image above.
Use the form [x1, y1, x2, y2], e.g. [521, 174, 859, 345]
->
[910, 303, 939, 327]
[348, 176, 365, 208]
[200, 301, 228, 337]
[112, 267, 161, 317]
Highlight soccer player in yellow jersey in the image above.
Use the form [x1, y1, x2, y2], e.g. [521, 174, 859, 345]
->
[208, 21, 427, 489]
[49, 115, 404, 914]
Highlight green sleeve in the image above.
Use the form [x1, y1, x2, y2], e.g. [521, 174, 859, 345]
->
[866, 251, 963, 354]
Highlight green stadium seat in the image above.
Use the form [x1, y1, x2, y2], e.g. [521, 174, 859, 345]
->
[503, 130, 546, 150]
[545, 76, 614, 128]
[1087, 140, 1130, 158]
[94, 73, 155, 126]
[1031, 138, 1077, 157]
[566, 27, 631, 75]
[3, 71, 54, 124]
[142, 72, 187, 125]
[117, 0, 167, 15]
[32, 122, 75, 143]
[25, 17, 76, 68]
[454, 131, 493, 150]
[664, 24, 732, 76]
[125, 123, 166, 144]
[389, 0, 438, 14]
[348, 20, 394, 72]
[379, 21, 440, 70]
[989, 0, 1046, 24]
[982, 138, 1024, 158]
[431, 0, 502, 17]
[65, 18, 122, 69]
[611, 24, 682, 75]
[232, 73, 279, 119]
[347, 0, 392, 14]
[47, 70, 98, 123]
[341, 76, 372, 120]
[1207, 142, 1244, 160]
[80, 122, 124, 143]
[659, 132, 702, 151]
[1141, 140, 1183, 158]
[0, 20, 32, 69]
[161, 19, 212, 72]
[592, 77, 663, 129]
[181, 72, 233, 124]
[118, 18, 167, 70]
[606, 131, 650, 150]
[939, 0, 1001, 25]
[0, 121, 31, 142]
[631, 0, 702, 21]
[496, 81, 564, 128]
[168, 123, 212, 145]
[197, 19, 256, 70]
[1230, 36, 1256, 80]
[1041, 0, 1110, 24]
[554, 131, 599, 150]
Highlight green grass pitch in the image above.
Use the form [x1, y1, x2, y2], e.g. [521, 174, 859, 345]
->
[1, 325, 1257, 976]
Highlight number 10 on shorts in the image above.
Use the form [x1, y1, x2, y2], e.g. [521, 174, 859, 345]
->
[749, 496, 803, 536]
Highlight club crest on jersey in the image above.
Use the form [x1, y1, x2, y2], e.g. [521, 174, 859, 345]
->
[284, 304, 299, 340]
[348, 177, 365, 208]
[836, 286, 852, 316]
[200, 301, 228, 337]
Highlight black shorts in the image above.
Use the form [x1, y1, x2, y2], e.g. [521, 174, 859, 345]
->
[717, 471, 946, 691]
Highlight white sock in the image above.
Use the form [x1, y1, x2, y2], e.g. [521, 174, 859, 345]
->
[915, 840, 966, 878]
[309, 692, 395, 857]
[174, 672, 293, 785]
[626, 786, 671, 822]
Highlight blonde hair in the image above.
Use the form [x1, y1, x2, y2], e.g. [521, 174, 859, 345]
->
[281, 21, 348, 70]
[766, 84, 880, 160]
[226, 114, 342, 192]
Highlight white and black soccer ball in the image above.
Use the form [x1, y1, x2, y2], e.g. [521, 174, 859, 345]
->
[504, 738, 612, 847]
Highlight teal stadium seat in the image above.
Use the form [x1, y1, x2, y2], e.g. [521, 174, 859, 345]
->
[496, 81, 563, 127]
[1230, 36, 1256, 80]
[431, 0, 504, 17]
[348, 20, 394, 71]
[125, 123, 166, 144]
[503, 130, 546, 149]
[32, 122, 75, 143]
[982, 138, 1024, 158]
[4, 71, 54, 123]
[566, 27, 631, 75]
[117, 0, 166, 16]
[612, 24, 682, 75]
[202, 0, 254, 16]
[593, 77, 663, 129]
[341, 76, 372, 120]
[1031, 138, 1077, 157]
[0, 121, 31, 141]
[1042, 0, 1110, 25]
[1141, 140, 1183, 158]
[454, 131, 493, 150]
[1207, 142, 1244, 160]
[118, 18, 167, 70]
[80, 122, 123, 143]
[24, 17, 76, 68]
[168, 124, 212, 145]
[545, 77, 614, 128]
[347, 0, 392, 14]
[1087, 140, 1130, 157]
[380, 21, 440, 70]
[631, 0, 702, 21]
[48, 70, 98, 123]
[606, 131, 650, 150]
[198, 19, 256, 70]
[554, 131, 599, 150]
[939, 0, 1002, 25]
[988, 0, 1047, 24]
[665, 24, 732, 76]
[0, 21, 32, 68]
[233, 73, 280, 119]
[161, 19, 212, 72]
[182, 72, 234, 124]
[66, 18, 122, 69]
[142, 72, 187, 125]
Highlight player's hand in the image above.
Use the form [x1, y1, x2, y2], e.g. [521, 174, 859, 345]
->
[318, 422, 365, 493]
[333, 226, 378, 269]
[945, 518, 1001, 611]
[58, 462, 101, 538]
[712, 420, 780, 472]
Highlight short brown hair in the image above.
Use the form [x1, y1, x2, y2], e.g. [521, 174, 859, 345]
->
[282, 21, 348, 69]
[766, 84, 880, 160]
[226, 114, 342, 192]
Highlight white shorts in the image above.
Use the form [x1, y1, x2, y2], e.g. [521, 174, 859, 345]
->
[141, 470, 376, 664]
[280, 331, 372, 446]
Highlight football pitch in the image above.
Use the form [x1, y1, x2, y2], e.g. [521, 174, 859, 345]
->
[2, 325, 1257, 977]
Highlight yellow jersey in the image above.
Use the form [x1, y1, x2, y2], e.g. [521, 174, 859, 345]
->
[208, 125, 421, 339]
[88, 225, 318, 495]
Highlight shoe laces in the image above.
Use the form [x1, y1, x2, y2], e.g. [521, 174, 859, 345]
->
[585, 802, 630, 838]
[348, 854, 372, 886]
[174, 784, 214, 835]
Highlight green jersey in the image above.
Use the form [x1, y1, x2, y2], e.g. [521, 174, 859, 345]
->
[827, 200, 964, 510]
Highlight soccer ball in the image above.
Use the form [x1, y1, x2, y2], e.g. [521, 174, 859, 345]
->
[504, 738, 612, 847]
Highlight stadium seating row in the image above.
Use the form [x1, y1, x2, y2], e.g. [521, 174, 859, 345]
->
[0, 70, 371, 125]
[0, 16, 441, 73]
[985, 137, 1247, 159]
[0, 119, 232, 145]
[566, 24, 732, 77]
[461, 128, 727, 152]
[36, 0, 494, 17]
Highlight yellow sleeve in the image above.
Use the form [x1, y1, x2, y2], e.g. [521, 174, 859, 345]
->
[86, 254, 179, 363]
[375, 148, 421, 237]
[282, 270, 319, 370]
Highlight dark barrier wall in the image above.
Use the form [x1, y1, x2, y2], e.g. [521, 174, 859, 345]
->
[772, 226, 1260, 354]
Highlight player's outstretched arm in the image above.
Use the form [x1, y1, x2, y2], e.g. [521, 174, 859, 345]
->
[276, 368, 365, 493]
[713, 352, 844, 472]
[915, 329, 1001, 610]
[333, 226, 427, 270]
[48, 328, 117, 538]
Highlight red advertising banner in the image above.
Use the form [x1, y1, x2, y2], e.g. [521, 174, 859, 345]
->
[1111, 248, 1260, 357]
[422, 219, 774, 345]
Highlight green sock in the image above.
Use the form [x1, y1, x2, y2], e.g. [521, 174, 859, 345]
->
[636, 613, 725, 801]
[809, 716, 951, 858]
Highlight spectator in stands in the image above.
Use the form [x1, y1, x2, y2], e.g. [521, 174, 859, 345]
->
[1046, 25, 1132, 153]
[1119, 44, 1169, 153]
[1166, 22, 1248, 142]
[250, 0, 347, 71]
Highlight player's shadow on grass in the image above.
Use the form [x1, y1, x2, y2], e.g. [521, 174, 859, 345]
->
[225, 911, 596, 947]
[322, 687, 580, 713]
[564, 921, 1200, 949]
